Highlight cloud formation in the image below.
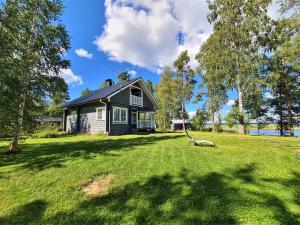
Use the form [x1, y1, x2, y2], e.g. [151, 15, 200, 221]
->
[59, 69, 83, 86]
[227, 99, 235, 106]
[95, 0, 211, 71]
[75, 48, 93, 59]
[188, 111, 196, 118]
[96, 0, 280, 72]
[128, 70, 137, 78]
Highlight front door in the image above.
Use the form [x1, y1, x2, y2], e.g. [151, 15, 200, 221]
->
[132, 111, 137, 129]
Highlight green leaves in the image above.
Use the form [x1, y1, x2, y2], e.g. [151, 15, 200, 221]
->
[0, 0, 70, 146]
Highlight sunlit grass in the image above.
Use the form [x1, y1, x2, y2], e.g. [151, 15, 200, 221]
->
[0, 132, 299, 225]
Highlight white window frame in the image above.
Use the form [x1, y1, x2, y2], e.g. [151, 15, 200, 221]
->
[96, 107, 105, 121]
[113, 107, 128, 124]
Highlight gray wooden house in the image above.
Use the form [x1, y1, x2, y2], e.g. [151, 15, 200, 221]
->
[63, 77, 159, 135]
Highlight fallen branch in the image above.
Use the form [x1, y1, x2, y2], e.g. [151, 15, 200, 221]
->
[190, 139, 216, 147]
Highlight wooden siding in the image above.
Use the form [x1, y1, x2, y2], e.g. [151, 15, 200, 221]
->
[79, 105, 106, 133]
[109, 103, 130, 135]
[66, 102, 106, 133]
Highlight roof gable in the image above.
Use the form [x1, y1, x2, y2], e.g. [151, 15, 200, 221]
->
[63, 77, 140, 107]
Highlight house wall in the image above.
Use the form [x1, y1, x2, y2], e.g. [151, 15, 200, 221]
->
[66, 109, 77, 133]
[66, 80, 157, 135]
[66, 102, 106, 133]
[131, 82, 154, 109]
[110, 89, 131, 134]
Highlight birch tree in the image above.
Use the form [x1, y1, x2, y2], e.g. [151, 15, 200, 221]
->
[0, 0, 70, 152]
[208, 0, 274, 134]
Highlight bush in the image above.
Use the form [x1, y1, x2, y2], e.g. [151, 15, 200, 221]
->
[32, 129, 67, 138]
[32, 124, 67, 138]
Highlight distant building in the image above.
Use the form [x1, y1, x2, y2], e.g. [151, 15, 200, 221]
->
[34, 116, 63, 125]
[171, 119, 192, 131]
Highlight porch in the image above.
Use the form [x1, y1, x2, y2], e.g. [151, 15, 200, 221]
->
[131, 111, 156, 131]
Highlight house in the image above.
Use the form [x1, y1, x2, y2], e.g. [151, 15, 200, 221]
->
[171, 119, 192, 131]
[62, 77, 159, 135]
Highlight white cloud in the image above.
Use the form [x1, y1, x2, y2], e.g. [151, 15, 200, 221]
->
[128, 70, 137, 78]
[227, 99, 235, 106]
[95, 0, 211, 71]
[59, 69, 83, 86]
[75, 48, 93, 59]
[188, 111, 196, 118]
[264, 92, 273, 99]
[96, 0, 279, 71]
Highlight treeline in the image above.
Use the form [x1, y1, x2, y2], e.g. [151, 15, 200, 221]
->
[156, 0, 299, 136]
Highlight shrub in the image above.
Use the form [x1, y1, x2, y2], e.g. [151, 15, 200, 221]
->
[32, 124, 67, 138]
[32, 130, 67, 138]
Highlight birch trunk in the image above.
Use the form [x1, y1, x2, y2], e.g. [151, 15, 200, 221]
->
[210, 104, 215, 132]
[181, 101, 192, 139]
[9, 88, 26, 152]
[9, 4, 37, 152]
[284, 78, 294, 136]
[236, 59, 245, 134]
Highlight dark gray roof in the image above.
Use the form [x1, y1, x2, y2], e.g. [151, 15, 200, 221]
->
[63, 77, 141, 108]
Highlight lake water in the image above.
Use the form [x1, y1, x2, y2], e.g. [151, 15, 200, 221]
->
[249, 129, 300, 137]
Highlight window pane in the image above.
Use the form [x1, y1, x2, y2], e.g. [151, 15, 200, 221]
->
[114, 108, 120, 122]
[121, 109, 127, 122]
[97, 109, 102, 120]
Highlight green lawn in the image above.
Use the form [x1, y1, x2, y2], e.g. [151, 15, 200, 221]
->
[0, 132, 299, 225]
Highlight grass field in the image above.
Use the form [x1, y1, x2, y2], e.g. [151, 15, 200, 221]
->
[0, 132, 299, 225]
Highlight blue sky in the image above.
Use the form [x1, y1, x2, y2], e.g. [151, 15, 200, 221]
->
[1, 0, 280, 117]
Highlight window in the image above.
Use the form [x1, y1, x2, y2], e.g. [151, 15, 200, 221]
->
[113, 107, 128, 124]
[96, 107, 105, 120]
[71, 111, 77, 121]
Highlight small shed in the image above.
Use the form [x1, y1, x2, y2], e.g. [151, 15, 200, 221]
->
[171, 119, 192, 131]
[34, 116, 63, 125]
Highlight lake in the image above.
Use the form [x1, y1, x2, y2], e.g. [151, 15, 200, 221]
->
[249, 129, 300, 137]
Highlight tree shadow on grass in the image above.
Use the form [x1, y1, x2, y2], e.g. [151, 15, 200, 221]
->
[1, 167, 299, 225]
[0, 200, 47, 225]
[0, 134, 184, 171]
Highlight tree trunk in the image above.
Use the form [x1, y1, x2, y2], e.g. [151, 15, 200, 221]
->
[9, 89, 26, 152]
[211, 107, 215, 132]
[237, 73, 245, 134]
[284, 78, 294, 136]
[9, 4, 37, 152]
[181, 101, 192, 140]
[217, 111, 221, 132]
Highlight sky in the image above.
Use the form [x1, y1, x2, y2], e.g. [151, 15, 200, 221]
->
[2, 0, 282, 117]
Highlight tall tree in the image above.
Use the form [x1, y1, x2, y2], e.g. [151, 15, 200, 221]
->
[156, 67, 177, 130]
[173, 50, 196, 139]
[99, 79, 113, 89]
[81, 88, 93, 96]
[117, 71, 130, 83]
[47, 79, 69, 116]
[191, 107, 210, 131]
[196, 33, 229, 132]
[208, 0, 274, 134]
[145, 79, 154, 94]
[0, 0, 70, 152]
[264, 48, 300, 136]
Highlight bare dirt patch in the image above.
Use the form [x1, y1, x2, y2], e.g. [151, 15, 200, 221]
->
[82, 174, 116, 196]
[296, 149, 300, 158]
